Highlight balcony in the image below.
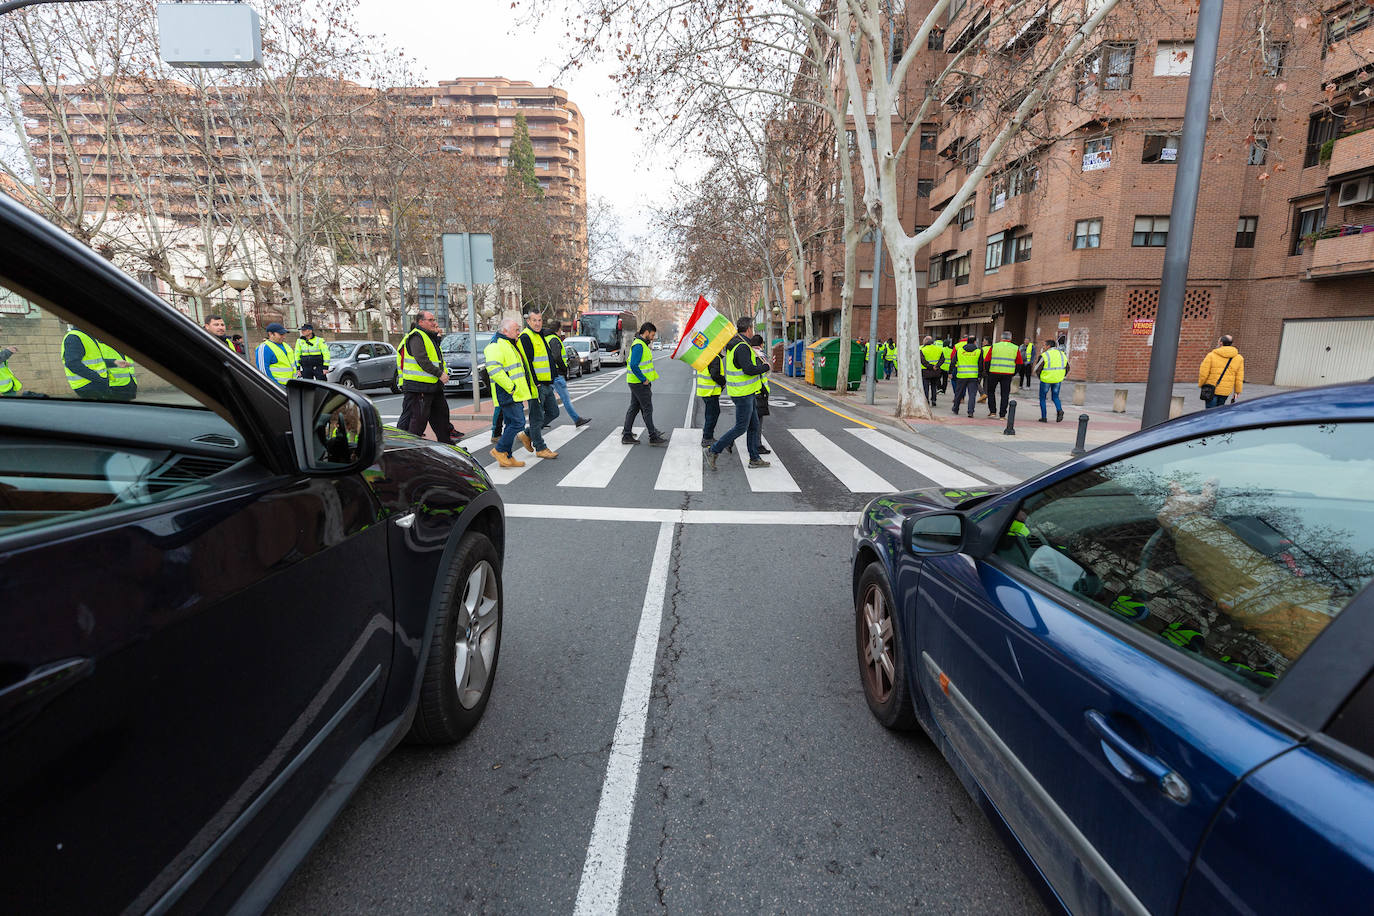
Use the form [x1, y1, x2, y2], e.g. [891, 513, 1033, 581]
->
[929, 166, 967, 208]
[1308, 226, 1374, 279]
[1328, 126, 1374, 177]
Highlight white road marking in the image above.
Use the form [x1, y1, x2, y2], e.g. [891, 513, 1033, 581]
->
[460, 428, 493, 450]
[574, 521, 675, 916]
[559, 427, 644, 488]
[846, 428, 989, 487]
[736, 435, 800, 492]
[789, 428, 895, 492]
[682, 380, 696, 428]
[654, 428, 703, 492]
[569, 368, 626, 402]
[481, 424, 587, 483]
[505, 504, 860, 526]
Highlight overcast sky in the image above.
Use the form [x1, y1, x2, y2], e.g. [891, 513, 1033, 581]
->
[353, 0, 674, 242]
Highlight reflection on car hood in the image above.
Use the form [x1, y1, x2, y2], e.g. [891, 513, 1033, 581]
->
[883, 484, 1010, 513]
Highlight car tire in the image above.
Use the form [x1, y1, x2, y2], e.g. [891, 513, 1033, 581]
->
[856, 563, 916, 731]
[389, 374, 400, 393]
[408, 532, 503, 744]
[339, 373, 357, 389]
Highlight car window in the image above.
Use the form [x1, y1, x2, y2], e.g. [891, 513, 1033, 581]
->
[376, 343, 394, 356]
[327, 342, 352, 359]
[996, 423, 1374, 691]
[1328, 670, 1374, 759]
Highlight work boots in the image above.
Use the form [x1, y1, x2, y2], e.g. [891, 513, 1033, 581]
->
[489, 448, 525, 468]
[535, 448, 559, 459]
[517, 431, 534, 452]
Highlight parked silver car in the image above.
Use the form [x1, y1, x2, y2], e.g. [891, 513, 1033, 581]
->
[326, 340, 400, 391]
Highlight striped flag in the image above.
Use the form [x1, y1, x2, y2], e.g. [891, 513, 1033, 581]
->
[671, 296, 735, 371]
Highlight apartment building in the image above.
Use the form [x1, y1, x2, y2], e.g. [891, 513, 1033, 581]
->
[787, 1, 1374, 385]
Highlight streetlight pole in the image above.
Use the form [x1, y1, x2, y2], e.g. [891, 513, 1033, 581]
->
[226, 270, 251, 357]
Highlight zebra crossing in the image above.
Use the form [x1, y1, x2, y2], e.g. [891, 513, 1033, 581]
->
[458, 423, 985, 495]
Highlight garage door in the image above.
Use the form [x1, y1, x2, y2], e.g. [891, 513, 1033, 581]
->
[1274, 317, 1374, 386]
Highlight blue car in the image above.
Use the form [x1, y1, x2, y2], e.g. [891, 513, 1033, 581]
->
[852, 384, 1374, 914]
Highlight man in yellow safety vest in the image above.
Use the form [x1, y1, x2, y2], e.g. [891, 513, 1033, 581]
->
[706, 316, 771, 469]
[1033, 338, 1068, 422]
[697, 351, 726, 448]
[986, 331, 1020, 419]
[950, 337, 983, 417]
[62, 326, 123, 400]
[397, 311, 458, 444]
[255, 322, 297, 388]
[485, 315, 537, 467]
[919, 335, 944, 408]
[294, 323, 330, 381]
[516, 308, 561, 458]
[623, 322, 666, 446]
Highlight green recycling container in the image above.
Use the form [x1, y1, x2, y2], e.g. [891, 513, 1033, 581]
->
[806, 337, 866, 391]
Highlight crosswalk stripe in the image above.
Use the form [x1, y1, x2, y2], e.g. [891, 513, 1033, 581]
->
[483, 423, 587, 484]
[560, 427, 644, 488]
[460, 428, 492, 450]
[736, 435, 800, 492]
[654, 428, 703, 492]
[845, 428, 986, 488]
[789, 428, 895, 492]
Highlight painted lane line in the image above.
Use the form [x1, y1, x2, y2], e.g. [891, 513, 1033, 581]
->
[736, 435, 800, 492]
[505, 504, 861, 526]
[570, 369, 627, 402]
[559, 427, 644, 488]
[654, 428, 703, 492]
[460, 428, 493, 451]
[573, 521, 675, 916]
[481, 423, 587, 484]
[682, 380, 696, 428]
[789, 428, 895, 493]
[845, 427, 988, 487]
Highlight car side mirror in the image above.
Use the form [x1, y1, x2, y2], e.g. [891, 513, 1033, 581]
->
[903, 511, 967, 555]
[287, 379, 383, 474]
[356, 351, 371, 360]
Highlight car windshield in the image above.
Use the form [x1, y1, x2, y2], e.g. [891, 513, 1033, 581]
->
[568, 339, 591, 353]
[440, 335, 478, 354]
[327, 342, 353, 358]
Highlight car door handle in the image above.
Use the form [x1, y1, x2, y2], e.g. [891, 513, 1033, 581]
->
[0, 657, 93, 727]
[1085, 709, 1191, 805]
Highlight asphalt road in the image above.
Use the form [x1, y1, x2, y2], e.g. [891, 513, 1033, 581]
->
[272, 357, 1045, 914]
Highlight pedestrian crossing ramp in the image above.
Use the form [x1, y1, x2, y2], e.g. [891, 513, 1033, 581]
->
[462, 424, 988, 494]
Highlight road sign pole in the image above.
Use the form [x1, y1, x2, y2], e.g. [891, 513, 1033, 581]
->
[461, 235, 482, 416]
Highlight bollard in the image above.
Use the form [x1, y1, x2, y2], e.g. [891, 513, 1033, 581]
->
[1169, 395, 1185, 419]
[1071, 414, 1090, 457]
[1003, 400, 1017, 436]
[1113, 388, 1128, 413]
[1072, 381, 1087, 406]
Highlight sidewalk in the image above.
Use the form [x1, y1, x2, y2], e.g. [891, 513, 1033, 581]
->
[774, 372, 1295, 483]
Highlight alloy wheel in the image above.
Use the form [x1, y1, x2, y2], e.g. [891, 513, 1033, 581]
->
[454, 559, 500, 709]
[859, 583, 895, 704]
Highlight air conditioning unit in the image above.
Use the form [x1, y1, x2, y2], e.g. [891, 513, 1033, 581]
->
[1337, 176, 1374, 206]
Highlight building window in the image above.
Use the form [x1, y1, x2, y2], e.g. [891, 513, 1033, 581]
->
[928, 28, 945, 51]
[1248, 136, 1269, 165]
[498, 99, 516, 107]
[1074, 218, 1102, 249]
[1304, 111, 1341, 168]
[929, 256, 945, 283]
[1262, 42, 1287, 77]
[958, 137, 980, 170]
[1142, 133, 1180, 163]
[1082, 135, 1113, 171]
[1235, 216, 1258, 248]
[1014, 233, 1033, 262]
[1154, 41, 1194, 76]
[920, 127, 937, 150]
[1327, 4, 1372, 46]
[1132, 215, 1170, 247]
[917, 178, 934, 198]
[951, 252, 971, 285]
[985, 232, 1005, 272]
[1292, 204, 1326, 255]
[1077, 42, 1135, 100]
[957, 201, 975, 228]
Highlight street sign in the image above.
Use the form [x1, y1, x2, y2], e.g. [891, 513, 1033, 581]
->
[442, 233, 495, 287]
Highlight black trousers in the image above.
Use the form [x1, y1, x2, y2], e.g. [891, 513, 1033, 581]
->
[1017, 365, 1032, 387]
[623, 383, 657, 437]
[403, 385, 454, 442]
[938, 370, 949, 393]
[922, 374, 940, 405]
[987, 374, 1014, 417]
[299, 357, 327, 381]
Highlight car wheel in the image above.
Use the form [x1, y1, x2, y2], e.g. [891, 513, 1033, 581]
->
[856, 563, 916, 730]
[408, 532, 503, 744]
[389, 374, 400, 393]
[339, 373, 357, 389]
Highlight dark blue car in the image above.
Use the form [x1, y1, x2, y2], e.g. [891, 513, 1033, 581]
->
[852, 384, 1374, 914]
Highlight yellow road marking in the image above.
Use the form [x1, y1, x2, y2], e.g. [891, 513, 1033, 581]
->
[772, 378, 875, 429]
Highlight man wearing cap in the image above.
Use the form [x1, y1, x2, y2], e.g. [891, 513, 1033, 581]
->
[255, 322, 297, 387]
[294, 322, 330, 381]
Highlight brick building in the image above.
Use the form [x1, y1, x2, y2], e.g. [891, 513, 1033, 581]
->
[782, 0, 1374, 385]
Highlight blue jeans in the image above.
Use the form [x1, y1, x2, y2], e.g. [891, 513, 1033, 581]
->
[494, 397, 526, 454]
[701, 395, 720, 441]
[552, 375, 582, 421]
[1039, 381, 1063, 419]
[711, 391, 760, 460]
[1204, 393, 1229, 409]
[526, 382, 558, 449]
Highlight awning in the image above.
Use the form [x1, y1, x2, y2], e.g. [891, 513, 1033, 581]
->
[924, 316, 993, 327]
[1001, 5, 1048, 53]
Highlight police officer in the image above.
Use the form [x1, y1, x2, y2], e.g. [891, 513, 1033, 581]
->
[919, 335, 944, 408]
[255, 322, 296, 387]
[99, 339, 138, 402]
[950, 336, 982, 417]
[485, 315, 536, 468]
[986, 331, 1020, 419]
[697, 350, 726, 448]
[294, 323, 330, 380]
[61, 325, 119, 400]
[623, 322, 667, 446]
